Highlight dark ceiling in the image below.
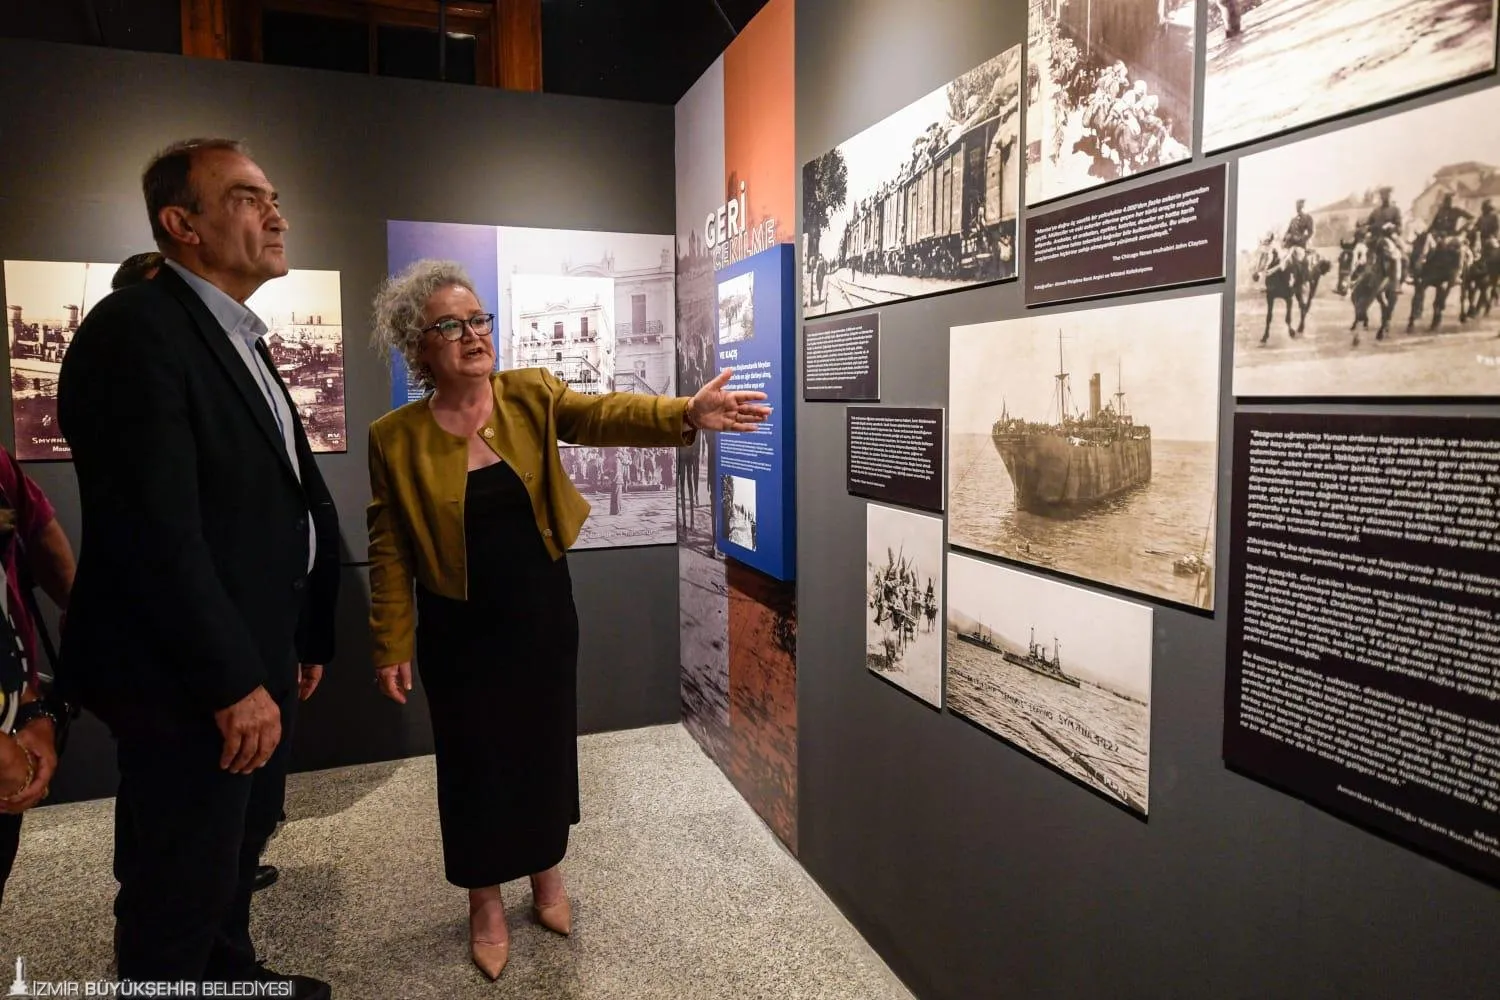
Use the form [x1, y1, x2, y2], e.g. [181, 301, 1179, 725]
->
[543, 0, 771, 104]
[0, 0, 772, 105]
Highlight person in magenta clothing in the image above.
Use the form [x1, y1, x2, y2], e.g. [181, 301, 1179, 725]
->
[0, 442, 76, 908]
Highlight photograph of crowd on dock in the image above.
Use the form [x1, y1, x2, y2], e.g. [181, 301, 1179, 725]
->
[801, 45, 1021, 317]
[1233, 85, 1500, 398]
[948, 294, 1222, 611]
[866, 504, 944, 708]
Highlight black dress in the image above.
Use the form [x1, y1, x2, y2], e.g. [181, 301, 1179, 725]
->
[415, 459, 581, 889]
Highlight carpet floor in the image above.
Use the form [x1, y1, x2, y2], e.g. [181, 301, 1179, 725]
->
[0, 724, 912, 999]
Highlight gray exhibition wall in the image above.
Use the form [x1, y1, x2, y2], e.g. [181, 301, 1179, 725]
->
[0, 39, 679, 803]
[794, 2, 1500, 998]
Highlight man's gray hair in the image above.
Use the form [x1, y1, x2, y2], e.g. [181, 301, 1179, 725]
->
[371, 259, 479, 392]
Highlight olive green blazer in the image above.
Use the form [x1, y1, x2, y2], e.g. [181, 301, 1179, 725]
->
[367, 367, 693, 666]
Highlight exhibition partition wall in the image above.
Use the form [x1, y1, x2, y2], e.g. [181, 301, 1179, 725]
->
[792, 0, 1500, 998]
[0, 38, 679, 803]
[674, 0, 800, 852]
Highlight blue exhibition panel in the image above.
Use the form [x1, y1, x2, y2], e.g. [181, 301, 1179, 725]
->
[712, 242, 796, 581]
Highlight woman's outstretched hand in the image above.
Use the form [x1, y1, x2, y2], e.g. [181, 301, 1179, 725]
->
[687, 369, 772, 432]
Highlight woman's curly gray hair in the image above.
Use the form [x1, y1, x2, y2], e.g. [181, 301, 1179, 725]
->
[371, 259, 479, 391]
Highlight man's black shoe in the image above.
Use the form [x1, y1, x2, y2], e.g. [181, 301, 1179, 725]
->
[247, 962, 330, 1000]
[252, 864, 279, 892]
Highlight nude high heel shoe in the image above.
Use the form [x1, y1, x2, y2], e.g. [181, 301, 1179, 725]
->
[469, 891, 510, 980]
[470, 938, 510, 981]
[532, 896, 572, 936]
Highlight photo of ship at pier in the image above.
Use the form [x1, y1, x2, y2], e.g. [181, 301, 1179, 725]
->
[866, 503, 944, 707]
[245, 268, 346, 453]
[946, 552, 1153, 815]
[4, 260, 118, 460]
[948, 294, 1222, 610]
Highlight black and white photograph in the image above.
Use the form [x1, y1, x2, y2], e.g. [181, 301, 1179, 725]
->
[801, 45, 1022, 318]
[497, 227, 678, 397]
[866, 504, 944, 707]
[510, 273, 617, 396]
[949, 294, 1222, 610]
[1202, 0, 1498, 154]
[499, 226, 679, 548]
[947, 553, 1153, 814]
[717, 270, 756, 344]
[3, 259, 114, 460]
[1233, 85, 1500, 398]
[558, 445, 677, 550]
[722, 473, 758, 551]
[246, 268, 346, 453]
[1024, 0, 1196, 206]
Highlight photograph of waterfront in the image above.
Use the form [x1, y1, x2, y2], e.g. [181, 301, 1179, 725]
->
[946, 552, 1153, 814]
[948, 293, 1222, 610]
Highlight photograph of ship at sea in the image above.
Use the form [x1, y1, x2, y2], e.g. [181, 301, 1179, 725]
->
[3, 260, 118, 460]
[866, 503, 944, 707]
[946, 552, 1153, 815]
[948, 294, 1222, 610]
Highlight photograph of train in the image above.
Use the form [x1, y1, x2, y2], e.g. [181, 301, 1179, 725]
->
[1025, 0, 1197, 206]
[946, 552, 1154, 815]
[1203, 0, 1496, 154]
[801, 44, 1022, 318]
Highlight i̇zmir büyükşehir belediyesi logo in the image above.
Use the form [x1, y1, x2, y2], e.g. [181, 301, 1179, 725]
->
[7, 955, 31, 996]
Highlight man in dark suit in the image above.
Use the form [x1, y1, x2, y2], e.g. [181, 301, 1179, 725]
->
[57, 138, 340, 997]
[107, 248, 282, 899]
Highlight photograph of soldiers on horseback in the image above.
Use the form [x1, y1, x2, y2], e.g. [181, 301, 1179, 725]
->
[1234, 84, 1500, 397]
[1025, 0, 1195, 205]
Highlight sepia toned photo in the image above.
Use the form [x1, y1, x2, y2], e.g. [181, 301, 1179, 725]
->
[497, 226, 679, 547]
[1233, 86, 1500, 398]
[802, 45, 1021, 317]
[722, 473, 757, 551]
[717, 270, 755, 344]
[1025, 0, 1196, 206]
[558, 444, 677, 550]
[3, 260, 115, 460]
[946, 552, 1153, 814]
[866, 504, 944, 708]
[1203, 0, 1498, 154]
[245, 268, 346, 453]
[949, 293, 1222, 610]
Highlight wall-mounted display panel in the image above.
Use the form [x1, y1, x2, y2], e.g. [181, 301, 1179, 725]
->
[713, 243, 796, 580]
[3, 261, 347, 461]
[386, 221, 677, 550]
[1203, 0, 1498, 154]
[1232, 84, 1500, 398]
[804, 311, 880, 401]
[866, 503, 944, 708]
[947, 552, 1153, 815]
[949, 293, 1222, 611]
[846, 406, 944, 512]
[1025, 164, 1227, 307]
[1226, 411, 1500, 886]
[1025, 0, 1197, 206]
[801, 45, 1022, 318]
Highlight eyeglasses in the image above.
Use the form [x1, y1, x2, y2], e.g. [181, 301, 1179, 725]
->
[422, 313, 495, 341]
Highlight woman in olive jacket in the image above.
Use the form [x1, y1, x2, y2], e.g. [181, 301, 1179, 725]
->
[368, 259, 767, 979]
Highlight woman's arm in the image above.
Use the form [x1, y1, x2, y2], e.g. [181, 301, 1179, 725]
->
[366, 427, 418, 668]
[27, 517, 75, 611]
[546, 369, 696, 449]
